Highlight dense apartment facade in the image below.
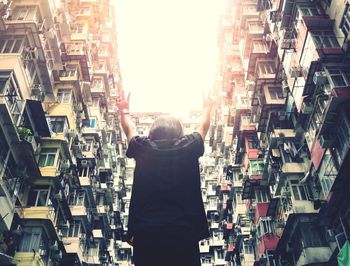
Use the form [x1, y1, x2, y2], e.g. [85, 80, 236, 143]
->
[0, 0, 132, 265]
[210, 0, 350, 265]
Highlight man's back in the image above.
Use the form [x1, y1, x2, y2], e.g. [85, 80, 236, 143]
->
[126, 132, 209, 241]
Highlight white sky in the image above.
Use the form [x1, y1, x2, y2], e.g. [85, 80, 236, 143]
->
[114, 0, 225, 117]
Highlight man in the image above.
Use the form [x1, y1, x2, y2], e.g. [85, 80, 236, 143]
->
[117, 92, 216, 266]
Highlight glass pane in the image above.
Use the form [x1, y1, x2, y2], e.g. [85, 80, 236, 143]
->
[37, 190, 48, 206]
[46, 154, 55, 166]
[3, 40, 14, 53]
[292, 186, 300, 200]
[27, 190, 38, 206]
[38, 155, 47, 167]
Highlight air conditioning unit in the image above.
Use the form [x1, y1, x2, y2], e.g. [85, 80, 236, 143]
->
[50, 241, 59, 251]
[53, 250, 63, 260]
[313, 71, 327, 85]
[326, 229, 336, 242]
[81, 160, 88, 166]
[270, 11, 282, 22]
[301, 102, 313, 114]
[60, 220, 70, 228]
[289, 66, 303, 78]
[54, 191, 63, 201]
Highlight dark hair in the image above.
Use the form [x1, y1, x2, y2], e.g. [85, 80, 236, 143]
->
[149, 115, 184, 141]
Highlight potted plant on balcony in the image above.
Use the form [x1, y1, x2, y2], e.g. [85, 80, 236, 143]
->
[15, 126, 32, 140]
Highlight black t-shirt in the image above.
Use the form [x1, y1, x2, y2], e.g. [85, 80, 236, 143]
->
[126, 132, 210, 241]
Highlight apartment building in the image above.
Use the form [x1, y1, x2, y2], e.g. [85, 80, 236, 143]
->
[210, 0, 350, 265]
[0, 0, 131, 265]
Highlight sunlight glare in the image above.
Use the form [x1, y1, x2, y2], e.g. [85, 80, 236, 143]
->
[114, 0, 225, 118]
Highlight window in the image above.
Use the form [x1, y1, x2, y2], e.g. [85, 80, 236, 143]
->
[236, 191, 243, 204]
[19, 227, 47, 253]
[312, 32, 340, 48]
[257, 218, 274, 238]
[318, 151, 337, 200]
[241, 115, 251, 126]
[243, 241, 254, 254]
[49, 116, 67, 133]
[56, 89, 72, 103]
[248, 21, 263, 33]
[268, 86, 284, 99]
[250, 159, 264, 175]
[240, 97, 249, 105]
[300, 222, 327, 247]
[68, 190, 85, 206]
[89, 118, 96, 128]
[216, 249, 224, 259]
[253, 40, 268, 53]
[258, 61, 275, 75]
[290, 180, 308, 201]
[12, 6, 40, 21]
[0, 72, 21, 111]
[78, 166, 90, 177]
[255, 190, 269, 203]
[333, 111, 350, 166]
[27, 186, 51, 206]
[341, 5, 350, 38]
[38, 148, 58, 167]
[68, 221, 83, 237]
[298, 5, 322, 16]
[81, 139, 94, 151]
[0, 38, 25, 53]
[92, 97, 99, 107]
[73, 23, 84, 34]
[92, 78, 104, 90]
[201, 257, 212, 263]
[247, 136, 258, 149]
[325, 66, 350, 88]
[78, 7, 91, 15]
[66, 42, 84, 54]
[61, 64, 78, 77]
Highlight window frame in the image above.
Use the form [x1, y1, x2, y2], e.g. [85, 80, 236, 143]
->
[49, 116, 68, 133]
[27, 186, 51, 206]
[38, 147, 59, 167]
[289, 180, 309, 201]
[340, 4, 350, 38]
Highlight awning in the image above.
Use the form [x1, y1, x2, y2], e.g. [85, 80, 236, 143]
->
[26, 100, 50, 137]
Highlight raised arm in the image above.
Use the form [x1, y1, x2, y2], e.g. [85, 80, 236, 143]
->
[117, 92, 136, 143]
[195, 95, 216, 141]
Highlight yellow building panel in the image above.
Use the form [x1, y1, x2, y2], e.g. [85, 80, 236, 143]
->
[39, 166, 58, 177]
[14, 252, 44, 266]
[17, 206, 55, 223]
[48, 103, 77, 130]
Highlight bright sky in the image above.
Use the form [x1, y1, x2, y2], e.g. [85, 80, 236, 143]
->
[114, 0, 225, 117]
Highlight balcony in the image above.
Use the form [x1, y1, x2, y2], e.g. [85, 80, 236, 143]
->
[61, 43, 90, 82]
[70, 205, 87, 217]
[17, 206, 55, 223]
[13, 252, 44, 266]
[258, 234, 279, 257]
[209, 238, 225, 247]
[280, 162, 307, 175]
[296, 246, 332, 266]
[255, 202, 269, 223]
[62, 237, 84, 264]
[16, 206, 61, 241]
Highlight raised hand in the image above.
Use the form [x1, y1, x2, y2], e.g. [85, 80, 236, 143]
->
[117, 91, 130, 111]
